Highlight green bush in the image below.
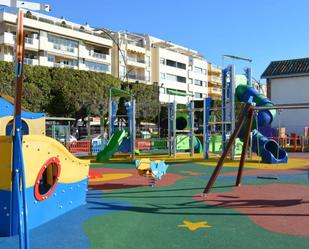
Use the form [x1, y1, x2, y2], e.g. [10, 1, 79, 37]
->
[0, 61, 160, 122]
[0, 61, 122, 119]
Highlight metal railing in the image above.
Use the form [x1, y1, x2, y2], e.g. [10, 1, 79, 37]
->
[90, 52, 107, 60]
[24, 58, 33, 65]
[54, 62, 75, 69]
[127, 56, 145, 64]
[127, 73, 146, 81]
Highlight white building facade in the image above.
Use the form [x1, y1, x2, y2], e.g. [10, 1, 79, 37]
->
[150, 37, 208, 104]
[262, 58, 309, 135]
[0, 10, 212, 104]
[0, 10, 113, 73]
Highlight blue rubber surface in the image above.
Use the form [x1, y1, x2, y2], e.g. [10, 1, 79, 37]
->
[0, 190, 131, 249]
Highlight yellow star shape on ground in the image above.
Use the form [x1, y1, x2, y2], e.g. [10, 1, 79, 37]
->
[178, 220, 211, 231]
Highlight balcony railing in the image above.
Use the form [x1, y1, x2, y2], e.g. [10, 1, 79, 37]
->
[25, 37, 33, 45]
[127, 56, 145, 64]
[88, 51, 107, 60]
[208, 87, 222, 95]
[24, 58, 33, 65]
[209, 75, 222, 84]
[127, 41, 145, 48]
[127, 73, 146, 81]
[12, 35, 35, 45]
[54, 62, 75, 69]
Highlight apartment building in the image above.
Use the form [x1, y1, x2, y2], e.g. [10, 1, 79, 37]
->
[111, 31, 152, 83]
[0, 10, 219, 104]
[0, 10, 112, 73]
[150, 36, 208, 104]
[207, 63, 222, 100]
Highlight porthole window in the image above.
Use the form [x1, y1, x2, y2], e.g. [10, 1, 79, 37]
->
[34, 157, 61, 201]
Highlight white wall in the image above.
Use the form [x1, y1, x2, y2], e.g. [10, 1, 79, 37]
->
[271, 76, 309, 135]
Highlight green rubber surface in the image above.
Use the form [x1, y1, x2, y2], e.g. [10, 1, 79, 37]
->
[84, 162, 309, 249]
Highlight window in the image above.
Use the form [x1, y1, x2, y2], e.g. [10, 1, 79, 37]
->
[194, 66, 203, 74]
[160, 57, 166, 65]
[177, 62, 186, 70]
[189, 79, 193, 84]
[166, 73, 186, 83]
[194, 92, 203, 98]
[48, 34, 78, 53]
[177, 75, 186, 83]
[194, 79, 203, 86]
[166, 59, 176, 67]
[85, 61, 109, 72]
[34, 157, 61, 201]
[166, 59, 186, 70]
[48, 55, 55, 62]
[160, 73, 166, 79]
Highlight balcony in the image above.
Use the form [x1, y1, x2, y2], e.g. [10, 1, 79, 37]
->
[208, 75, 222, 85]
[127, 73, 146, 81]
[45, 42, 78, 57]
[0, 32, 15, 45]
[127, 43, 146, 54]
[0, 33, 39, 50]
[88, 51, 107, 60]
[54, 62, 77, 69]
[208, 87, 222, 96]
[24, 58, 39, 65]
[127, 56, 146, 68]
[210, 66, 222, 75]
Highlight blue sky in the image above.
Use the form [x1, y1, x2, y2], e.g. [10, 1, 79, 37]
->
[25, 0, 309, 82]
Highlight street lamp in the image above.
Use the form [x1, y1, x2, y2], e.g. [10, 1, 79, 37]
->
[0, 2, 50, 249]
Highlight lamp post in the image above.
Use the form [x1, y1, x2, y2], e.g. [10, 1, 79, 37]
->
[0, 2, 50, 249]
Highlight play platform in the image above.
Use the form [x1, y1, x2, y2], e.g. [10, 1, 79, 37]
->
[0, 153, 308, 249]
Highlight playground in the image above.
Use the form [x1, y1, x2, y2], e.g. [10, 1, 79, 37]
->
[0, 153, 308, 249]
[1, 58, 309, 249]
[0, 2, 309, 249]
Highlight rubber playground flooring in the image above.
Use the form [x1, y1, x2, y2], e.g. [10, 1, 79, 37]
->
[1, 153, 309, 249]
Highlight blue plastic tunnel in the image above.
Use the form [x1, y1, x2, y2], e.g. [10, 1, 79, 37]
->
[236, 85, 288, 164]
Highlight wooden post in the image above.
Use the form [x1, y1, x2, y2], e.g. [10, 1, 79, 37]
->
[202, 103, 252, 196]
[235, 108, 254, 186]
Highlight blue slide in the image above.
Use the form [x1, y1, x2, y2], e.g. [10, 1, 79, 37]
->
[236, 85, 288, 164]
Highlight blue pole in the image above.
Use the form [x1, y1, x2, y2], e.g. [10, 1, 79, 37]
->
[222, 68, 227, 151]
[188, 101, 194, 156]
[229, 64, 236, 160]
[245, 67, 252, 87]
[204, 97, 212, 159]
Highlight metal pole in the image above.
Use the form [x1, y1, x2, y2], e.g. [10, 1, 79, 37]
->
[222, 68, 227, 151]
[204, 97, 212, 159]
[229, 64, 236, 160]
[168, 103, 172, 156]
[173, 100, 177, 157]
[189, 101, 194, 157]
[131, 98, 136, 159]
[245, 67, 252, 87]
[12, 9, 30, 249]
